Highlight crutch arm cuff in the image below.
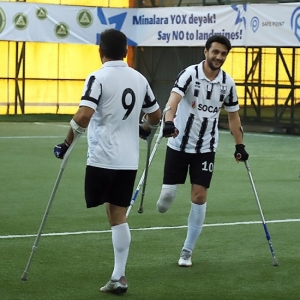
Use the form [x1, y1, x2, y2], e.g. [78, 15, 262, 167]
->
[142, 114, 160, 129]
[70, 119, 86, 134]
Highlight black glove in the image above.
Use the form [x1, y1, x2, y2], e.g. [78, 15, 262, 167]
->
[234, 144, 249, 161]
[163, 121, 177, 137]
[54, 140, 70, 159]
[139, 125, 151, 140]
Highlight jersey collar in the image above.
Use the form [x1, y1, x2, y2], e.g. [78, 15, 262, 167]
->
[198, 60, 223, 83]
[102, 61, 128, 68]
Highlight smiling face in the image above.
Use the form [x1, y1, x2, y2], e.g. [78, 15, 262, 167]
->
[204, 42, 229, 71]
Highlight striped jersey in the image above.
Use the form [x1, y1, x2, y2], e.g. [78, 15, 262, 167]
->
[168, 60, 239, 153]
[79, 61, 159, 170]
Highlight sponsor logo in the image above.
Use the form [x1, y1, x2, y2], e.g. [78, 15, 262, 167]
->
[77, 9, 93, 28]
[36, 7, 47, 20]
[0, 7, 5, 34]
[220, 85, 227, 95]
[54, 22, 69, 38]
[291, 6, 300, 42]
[251, 16, 259, 33]
[13, 13, 28, 30]
[197, 104, 221, 113]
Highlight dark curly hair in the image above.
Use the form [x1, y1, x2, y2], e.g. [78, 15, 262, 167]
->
[205, 35, 232, 52]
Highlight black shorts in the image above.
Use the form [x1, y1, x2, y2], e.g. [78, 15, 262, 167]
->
[85, 166, 137, 208]
[163, 146, 215, 188]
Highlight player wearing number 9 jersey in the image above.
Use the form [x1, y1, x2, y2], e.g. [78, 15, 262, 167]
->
[81, 58, 158, 170]
[54, 29, 161, 294]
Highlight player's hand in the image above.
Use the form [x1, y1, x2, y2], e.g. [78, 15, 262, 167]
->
[163, 121, 179, 138]
[54, 140, 70, 159]
[139, 125, 151, 140]
[234, 144, 249, 162]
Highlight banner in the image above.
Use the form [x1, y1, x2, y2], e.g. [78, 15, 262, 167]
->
[0, 2, 300, 46]
[245, 3, 300, 46]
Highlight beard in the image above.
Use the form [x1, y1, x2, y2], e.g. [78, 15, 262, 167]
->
[206, 58, 223, 71]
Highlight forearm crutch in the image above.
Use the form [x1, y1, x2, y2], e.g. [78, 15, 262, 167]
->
[21, 130, 82, 281]
[244, 160, 279, 266]
[126, 107, 170, 217]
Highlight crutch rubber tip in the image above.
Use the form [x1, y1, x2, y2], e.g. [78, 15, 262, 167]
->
[272, 259, 279, 267]
[21, 273, 28, 281]
[138, 208, 143, 214]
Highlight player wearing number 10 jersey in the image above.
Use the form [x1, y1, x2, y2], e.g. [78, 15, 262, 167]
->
[156, 35, 249, 268]
[54, 29, 161, 294]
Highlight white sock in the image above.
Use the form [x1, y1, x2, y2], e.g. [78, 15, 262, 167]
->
[156, 184, 177, 213]
[183, 202, 206, 252]
[111, 223, 131, 280]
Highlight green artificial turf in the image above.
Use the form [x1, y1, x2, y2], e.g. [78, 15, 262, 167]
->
[0, 122, 299, 300]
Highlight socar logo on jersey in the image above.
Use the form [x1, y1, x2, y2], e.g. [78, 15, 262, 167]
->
[0, 7, 5, 34]
[291, 6, 300, 42]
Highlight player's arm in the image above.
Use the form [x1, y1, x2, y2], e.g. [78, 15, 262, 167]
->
[65, 106, 94, 144]
[54, 106, 94, 159]
[147, 108, 161, 126]
[228, 111, 249, 161]
[228, 111, 243, 144]
[139, 107, 162, 140]
[139, 81, 162, 140]
[163, 92, 181, 137]
[165, 92, 181, 122]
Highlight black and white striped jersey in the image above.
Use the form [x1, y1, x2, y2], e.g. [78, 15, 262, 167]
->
[168, 60, 239, 154]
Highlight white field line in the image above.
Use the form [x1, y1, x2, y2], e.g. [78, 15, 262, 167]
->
[220, 130, 300, 139]
[33, 122, 69, 128]
[0, 123, 69, 139]
[1, 127, 299, 139]
[1, 218, 299, 239]
[0, 136, 65, 139]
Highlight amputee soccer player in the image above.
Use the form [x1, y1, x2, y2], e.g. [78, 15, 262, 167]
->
[54, 29, 161, 294]
[156, 35, 249, 267]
